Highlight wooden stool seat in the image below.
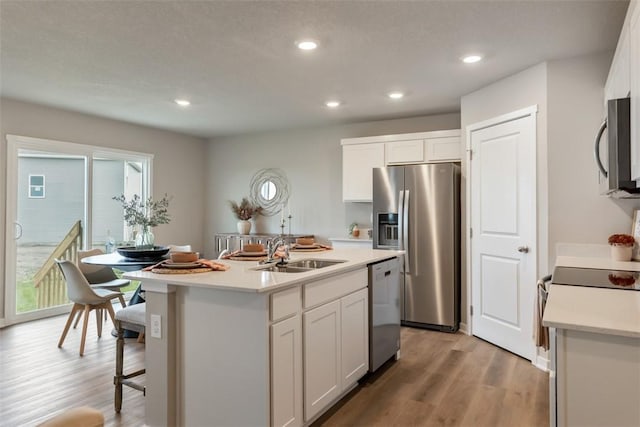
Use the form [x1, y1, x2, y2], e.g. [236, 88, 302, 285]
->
[114, 303, 146, 413]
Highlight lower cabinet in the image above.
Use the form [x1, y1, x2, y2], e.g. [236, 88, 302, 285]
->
[340, 289, 369, 386]
[270, 270, 370, 427]
[555, 328, 640, 427]
[271, 315, 303, 427]
[304, 300, 342, 421]
[303, 287, 369, 422]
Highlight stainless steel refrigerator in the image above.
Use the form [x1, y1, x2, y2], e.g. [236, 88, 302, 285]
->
[373, 163, 460, 332]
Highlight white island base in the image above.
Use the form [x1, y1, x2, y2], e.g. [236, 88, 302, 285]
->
[126, 248, 401, 427]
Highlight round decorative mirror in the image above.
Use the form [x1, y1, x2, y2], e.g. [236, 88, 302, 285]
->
[250, 168, 289, 216]
[260, 180, 277, 201]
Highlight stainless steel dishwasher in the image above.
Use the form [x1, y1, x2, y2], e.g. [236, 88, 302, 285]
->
[368, 257, 401, 372]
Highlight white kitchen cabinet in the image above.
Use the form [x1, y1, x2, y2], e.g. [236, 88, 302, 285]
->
[425, 134, 462, 162]
[385, 139, 424, 164]
[270, 268, 369, 424]
[631, 2, 640, 179]
[271, 315, 303, 427]
[303, 269, 369, 422]
[304, 299, 342, 421]
[342, 143, 385, 202]
[341, 130, 461, 202]
[604, 27, 630, 104]
[607, 0, 640, 179]
[555, 328, 640, 427]
[340, 288, 369, 387]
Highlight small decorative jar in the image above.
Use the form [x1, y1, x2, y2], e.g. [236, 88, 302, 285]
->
[608, 234, 635, 262]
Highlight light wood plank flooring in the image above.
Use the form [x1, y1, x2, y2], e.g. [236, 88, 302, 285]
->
[314, 327, 549, 427]
[0, 313, 145, 426]
[1, 315, 548, 426]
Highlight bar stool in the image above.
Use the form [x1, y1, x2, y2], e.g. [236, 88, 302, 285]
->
[114, 303, 146, 413]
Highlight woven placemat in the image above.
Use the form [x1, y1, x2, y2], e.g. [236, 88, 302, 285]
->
[289, 247, 329, 253]
[151, 267, 213, 274]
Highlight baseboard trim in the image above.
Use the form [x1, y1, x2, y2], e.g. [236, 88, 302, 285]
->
[533, 353, 550, 372]
[459, 322, 469, 335]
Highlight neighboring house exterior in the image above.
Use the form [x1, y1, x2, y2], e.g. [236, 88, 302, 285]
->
[18, 156, 141, 246]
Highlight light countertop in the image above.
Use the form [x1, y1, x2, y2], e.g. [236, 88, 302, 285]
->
[555, 255, 640, 271]
[542, 255, 640, 338]
[328, 237, 373, 242]
[124, 248, 402, 294]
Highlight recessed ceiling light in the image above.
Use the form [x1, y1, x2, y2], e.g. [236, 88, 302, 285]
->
[388, 92, 404, 99]
[325, 100, 341, 108]
[462, 55, 483, 64]
[174, 99, 191, 106]
[296, 40, 318, 50]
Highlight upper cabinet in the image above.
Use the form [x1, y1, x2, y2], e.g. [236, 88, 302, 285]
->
[608, 0, 640, 180]
[385, 139, 424, 164]
[631, 2, 640, 179]
[342, 143, 385, 202]
[341, 129, 461, 202]
[604, 29, 630, 103]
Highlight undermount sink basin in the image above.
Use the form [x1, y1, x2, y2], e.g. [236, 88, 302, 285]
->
[251, 259, 347, 273]
[286, 259, 347, 269]
[252, 264, 312, 273]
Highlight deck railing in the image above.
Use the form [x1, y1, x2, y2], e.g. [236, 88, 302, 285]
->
[33, 220, 83, 309]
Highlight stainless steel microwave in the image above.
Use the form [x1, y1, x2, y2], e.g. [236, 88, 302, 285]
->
[595, 97, 639, 198]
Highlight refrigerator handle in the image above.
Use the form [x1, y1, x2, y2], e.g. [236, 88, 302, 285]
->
[398, 191, 404, 254]
[398, 190, 405, 252]
[403, 190, 410, 274]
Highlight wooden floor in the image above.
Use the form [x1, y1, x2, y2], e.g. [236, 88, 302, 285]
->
[0, 312, 145, 426]
[314, 327, 549, 427]
[0, 316, 548, 427]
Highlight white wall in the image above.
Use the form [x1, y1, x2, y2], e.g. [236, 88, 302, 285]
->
[204, 113, 460, 256]
[461, 62, 549, 327]
[460, 51, 640, 335]
[547, 52, 640, 262]
[0, 98, 208, 322]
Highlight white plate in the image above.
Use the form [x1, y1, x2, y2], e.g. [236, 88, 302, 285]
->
[294, 244, 320, 249]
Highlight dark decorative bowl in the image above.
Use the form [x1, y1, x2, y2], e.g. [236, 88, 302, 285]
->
[116, 246, 170, 260]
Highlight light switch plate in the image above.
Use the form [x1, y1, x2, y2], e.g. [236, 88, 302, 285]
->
[150, 314, 162, 338]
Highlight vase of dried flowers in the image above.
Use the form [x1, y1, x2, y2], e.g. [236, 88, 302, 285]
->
[229, 197, 263, 235]
[608, 234, 635, 261]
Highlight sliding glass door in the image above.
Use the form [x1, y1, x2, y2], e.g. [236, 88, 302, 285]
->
[5, 135, 151, 324]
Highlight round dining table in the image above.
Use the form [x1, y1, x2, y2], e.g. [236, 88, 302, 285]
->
[80, 251, 167, 272]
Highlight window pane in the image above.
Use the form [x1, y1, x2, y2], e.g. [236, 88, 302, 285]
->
[17, 153, 85, 313]
[29, 175, 44, 186]
[92, 158, 144, 251]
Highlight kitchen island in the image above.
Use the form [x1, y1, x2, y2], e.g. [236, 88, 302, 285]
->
[124, 248, 401, 427]
[543, 255, 640, 427]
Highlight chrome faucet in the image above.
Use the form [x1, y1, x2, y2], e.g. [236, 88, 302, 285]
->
[264, 237, 289, 264]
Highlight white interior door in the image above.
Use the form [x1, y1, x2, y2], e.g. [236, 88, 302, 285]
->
[469, 110, 537, 361]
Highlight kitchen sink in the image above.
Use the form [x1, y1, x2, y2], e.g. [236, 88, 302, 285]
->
[252, 259, 347, 273]
[286, 259, 347, 269]
[252, 264, 312, 273]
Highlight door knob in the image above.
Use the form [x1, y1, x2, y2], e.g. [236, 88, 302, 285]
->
[517, 246, 529, 253]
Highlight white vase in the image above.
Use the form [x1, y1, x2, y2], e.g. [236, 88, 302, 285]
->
[610, 245, 632, 261]
[237, 220, 251, 235]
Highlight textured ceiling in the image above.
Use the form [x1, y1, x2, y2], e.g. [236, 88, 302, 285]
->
[0, 0, 629, 138]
